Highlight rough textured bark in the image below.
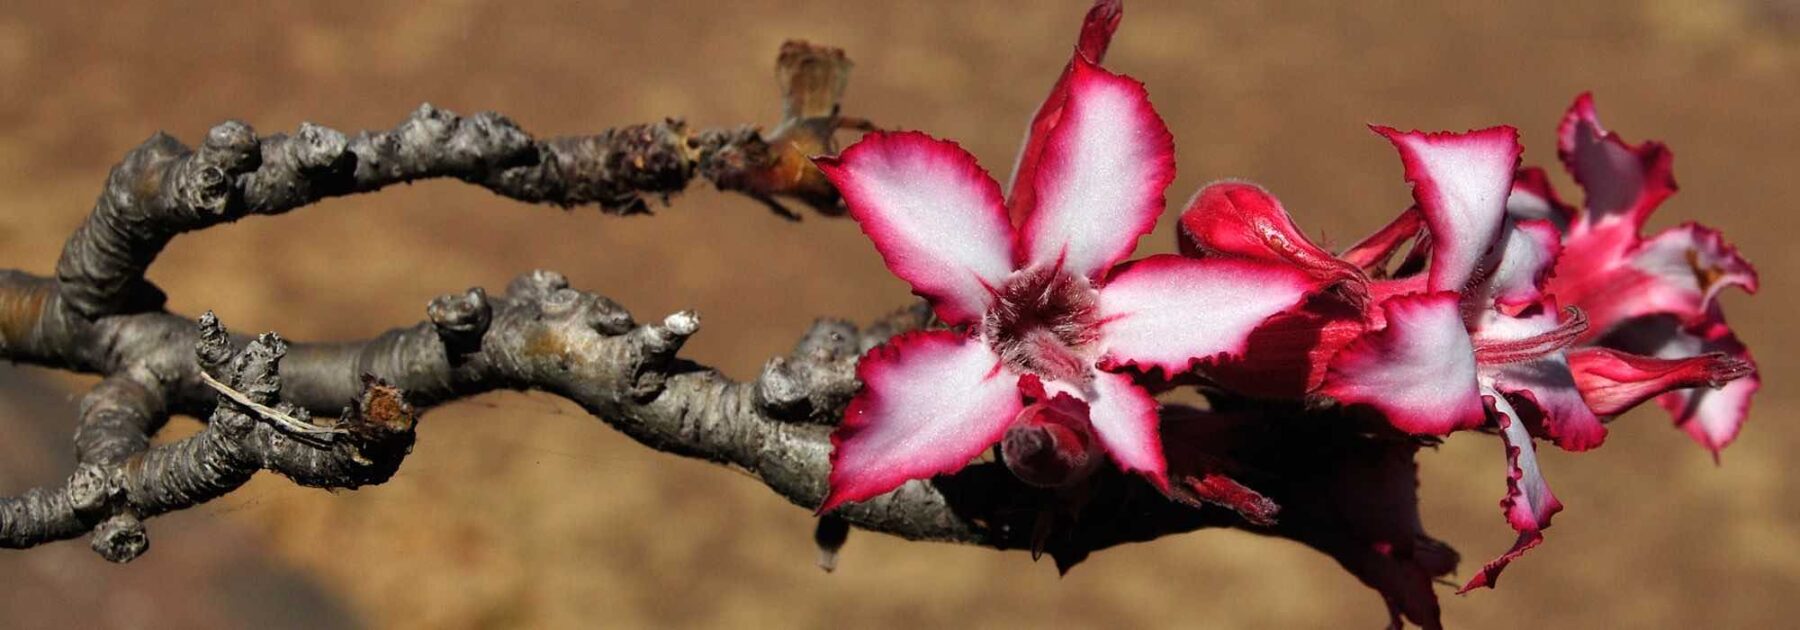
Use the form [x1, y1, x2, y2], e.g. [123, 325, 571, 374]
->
[4, 39, 1224, 562]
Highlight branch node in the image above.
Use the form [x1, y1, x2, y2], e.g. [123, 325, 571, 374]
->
[179, 164, 233, 217]
[463, 111, 534, 165]
[661, 310, 701, 338]
[506, 269, 570, 302]
[90, 512, 148, 563]
[622, 310, 699, 400]
[195, 310, 234, 374]
[67, 463, 116, 516]
[201, 119, 261, 173]
[755, 357, 808, 412]
[428, 287, 492, 357]
[635, 310, 699, 357]
[230, 332, 288, 404]
[796, 318, 859, 360]
[754, 317, 870, 422]
[583, 294, 636, 336]
[292, 122, 350, 173]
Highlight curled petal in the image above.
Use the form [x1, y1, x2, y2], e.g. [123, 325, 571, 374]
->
[1569, 347, 1752, 417]
[1006, 0, 1123, 225]
[1045, 369, 1165, 486]
[821, 331, 1022, 513]
[1474, 219, 1562, 312]
[1630, 223, 1759, 317]
[1460, 389, 1564, 592]
[1018, 56, 1176, 279]
[1372, 125, 1522, 293]
[1507, 166, 1575, 230]
[815, 131, 1016, 325]
[1177, 182, 1365, 292]
[1096, 254, 1316, 376]
[1321, 292, 1485, 435]
[1556, 93, 1677, 228]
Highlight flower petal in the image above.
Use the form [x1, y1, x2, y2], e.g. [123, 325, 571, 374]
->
[1459, 388, 1564, 592]
[1473, 306, 1607, 451]
[1507, 166, 1575, 231]
[1320, 292, 1486, 435]
[1665, 367, 1759, 459]
[1608, 315, 1761, 458]
[1201, 295, 1369, 399]
[1177, 182, 1364, 286]
[1628, 223, 1759, 319]
[1096, 254, 1317, 376]
[1005, 0, 1123, 225]
[1551, 221, 1758, 340]
[1568, 346, 1753, 417]
[821, 331, 1022, 513]
[1556, 93, 1677, 228]
[1044, 369, 1165, 486]
[1372, 125, 1522, 293]
[815, 131, 1016, 325]
[1017, 56, 1176, 279]
[1473, 219, 1562, 312]
[1497, 370, 1606, 452]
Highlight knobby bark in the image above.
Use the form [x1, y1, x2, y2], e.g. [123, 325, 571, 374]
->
[0, 39, 1199, 561]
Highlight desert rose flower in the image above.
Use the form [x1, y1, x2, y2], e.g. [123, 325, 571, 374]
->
[1178, 120, 1755, 591]
[1514, 94, 1759, 458]
[811, 0, 1317, 512]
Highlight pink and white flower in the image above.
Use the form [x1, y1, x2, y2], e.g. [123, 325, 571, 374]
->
[1519, 93, 1759, 459]
[1178, 117, 1756, 592]
[812, 0, 1317, 513]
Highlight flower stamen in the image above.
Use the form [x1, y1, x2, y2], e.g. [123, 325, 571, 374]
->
[1474, 308, 1588, 365]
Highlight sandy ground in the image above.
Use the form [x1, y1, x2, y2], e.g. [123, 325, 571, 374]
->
[0, 1, 1795, 627]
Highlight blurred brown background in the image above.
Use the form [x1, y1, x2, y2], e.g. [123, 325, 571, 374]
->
[0, 1, 1793, 627]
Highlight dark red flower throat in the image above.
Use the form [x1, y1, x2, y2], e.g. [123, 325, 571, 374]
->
[981, 264, 1104, 384]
